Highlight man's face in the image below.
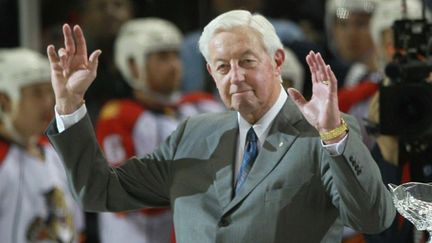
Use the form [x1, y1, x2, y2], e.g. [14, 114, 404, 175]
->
[145, 50, 182, 95]
[333, 12, 375, 63]
[206, 27, 283, 122]
[11, 82, 54, 138]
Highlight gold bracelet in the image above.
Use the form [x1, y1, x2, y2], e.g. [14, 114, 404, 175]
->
[319, 118, 349, 141]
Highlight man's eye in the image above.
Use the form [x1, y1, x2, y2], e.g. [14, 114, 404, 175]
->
[217, 64, 229, 73]
[217, 64, 227, 69]
[242, 59, 257, 67]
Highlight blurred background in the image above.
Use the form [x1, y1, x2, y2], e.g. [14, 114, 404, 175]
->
[0, 0, 326, 50]
[4, 1, 432, 243]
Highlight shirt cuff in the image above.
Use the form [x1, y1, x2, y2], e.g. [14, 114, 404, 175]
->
[55, 104, 87, 133]
[321, 134, 348, 156]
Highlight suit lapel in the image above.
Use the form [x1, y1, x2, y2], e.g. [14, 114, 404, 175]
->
[223, 98, 304, 214]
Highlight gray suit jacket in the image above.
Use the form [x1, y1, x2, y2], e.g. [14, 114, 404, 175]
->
[46, 98, 395, 243]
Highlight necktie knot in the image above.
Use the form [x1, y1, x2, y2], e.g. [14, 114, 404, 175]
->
[246, 128, 258, 143]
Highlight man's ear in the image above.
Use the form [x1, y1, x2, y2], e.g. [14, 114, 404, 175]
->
[274, 49, 285, 76]
[0, 92, 11, 113]
[206, 63, 213, 76]
[207, 63, 217, 81]
[128, 58, 140, 79]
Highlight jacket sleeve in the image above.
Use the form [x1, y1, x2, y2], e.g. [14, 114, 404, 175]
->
[320, 114, 396, 233]
[46, 113, 186, 212]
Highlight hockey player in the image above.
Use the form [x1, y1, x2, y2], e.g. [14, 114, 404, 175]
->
[325, 0, 382, 151]
[0, 48, 84, 243]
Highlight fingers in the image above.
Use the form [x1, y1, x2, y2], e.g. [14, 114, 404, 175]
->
[47, 45, 67, 87]
[58, 48, 68, 69]
[326, 65, 338, 92]
[61, 24, 88, 59]
[88, 50, 102, 73]
[287, 88, 307, 108]
[309, 52, 326, 80]
[47, 45, 59, 64]
[305, 52, 317, 84]
[315, 53, 329, 82]
[51, 24, 95, 71]
[63, 24, 75, 56]
[306, 51, 325, 84]
[47, 45, 64, 74]
[306, 51, 338, 89]
[74, 25, 88, 57]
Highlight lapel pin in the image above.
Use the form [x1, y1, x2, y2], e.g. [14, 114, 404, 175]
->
[279, 142, 283, 147]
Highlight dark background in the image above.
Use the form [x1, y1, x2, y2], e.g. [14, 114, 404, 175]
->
[0, 0, 326, 48]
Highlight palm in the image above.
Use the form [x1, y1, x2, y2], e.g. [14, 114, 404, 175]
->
[288, 51, 340, 131]
[305, 81, 338, 128]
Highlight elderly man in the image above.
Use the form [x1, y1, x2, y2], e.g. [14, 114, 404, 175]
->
[46, 10, 395, 243]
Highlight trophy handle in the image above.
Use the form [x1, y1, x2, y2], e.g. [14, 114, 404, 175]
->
[388, 183, 398, 192]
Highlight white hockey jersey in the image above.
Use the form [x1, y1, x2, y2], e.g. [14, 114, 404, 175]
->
[0, 137, 84, 243]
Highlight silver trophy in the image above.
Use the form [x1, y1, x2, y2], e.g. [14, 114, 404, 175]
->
[389, 182, 432, 243]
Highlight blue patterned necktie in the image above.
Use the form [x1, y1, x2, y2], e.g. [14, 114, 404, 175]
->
[235, 127, 258, 194]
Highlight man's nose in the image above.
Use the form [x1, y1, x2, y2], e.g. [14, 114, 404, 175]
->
[229, 63, 245, 84]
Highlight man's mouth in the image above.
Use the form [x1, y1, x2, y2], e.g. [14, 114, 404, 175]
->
[230, 89, 252, 95]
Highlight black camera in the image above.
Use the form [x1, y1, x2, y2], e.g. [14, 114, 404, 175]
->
[379, 18, 432, 140]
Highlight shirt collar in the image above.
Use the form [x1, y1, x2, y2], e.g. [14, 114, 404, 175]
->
[238, 87, 288, 143]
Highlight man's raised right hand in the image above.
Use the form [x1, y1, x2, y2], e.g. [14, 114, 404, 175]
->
[47, 24, 101, 115]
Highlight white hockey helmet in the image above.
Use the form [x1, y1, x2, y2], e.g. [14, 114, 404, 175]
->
[114, 18, 183, 91]
[370, 0, 430, 50]
[325, 0, 376, 55]
[0, 48, 51, 102]
[325, 0, 376, 27]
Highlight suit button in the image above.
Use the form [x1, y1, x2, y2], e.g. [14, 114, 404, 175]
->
[349, 155, 355, 162]
[218, 217, 231, 227]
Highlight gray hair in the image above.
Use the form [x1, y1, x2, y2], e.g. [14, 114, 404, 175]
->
[198, 10, 283, 62]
